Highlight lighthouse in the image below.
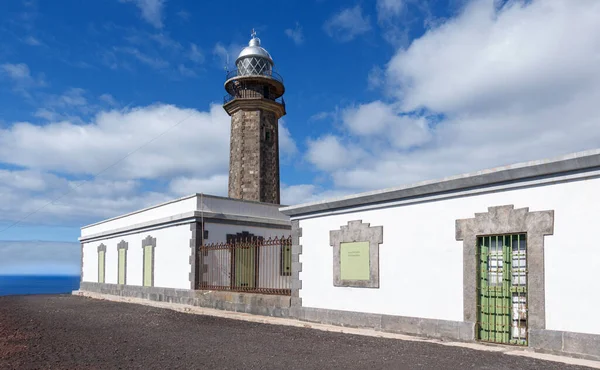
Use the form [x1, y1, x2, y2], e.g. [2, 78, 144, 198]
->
[223, 30, 286, 204]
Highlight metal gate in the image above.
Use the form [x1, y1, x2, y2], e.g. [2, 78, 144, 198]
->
[477, 234, 528, 345]
[232, 244, 257, 289]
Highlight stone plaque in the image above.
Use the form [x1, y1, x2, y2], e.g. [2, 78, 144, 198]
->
[340, 241, 370, 281]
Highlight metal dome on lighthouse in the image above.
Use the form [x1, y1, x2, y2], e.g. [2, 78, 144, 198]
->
[224, 29, 285, 110]
[236, 29, 274, 76]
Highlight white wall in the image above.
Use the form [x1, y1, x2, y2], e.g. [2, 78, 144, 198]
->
[82, 221, 291, 291]
[82, 224, 192, 290]
[297, 177, 600, 336]
[82, 242, 98, 283]
[81, 195, 197, 237]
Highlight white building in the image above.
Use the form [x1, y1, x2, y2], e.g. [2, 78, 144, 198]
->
[79, 194, 292, 314]
[279, 148, 600, 361]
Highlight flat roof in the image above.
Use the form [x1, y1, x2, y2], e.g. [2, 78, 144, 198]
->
[279, 148, 600, 217]
[81, 193, 288, 230]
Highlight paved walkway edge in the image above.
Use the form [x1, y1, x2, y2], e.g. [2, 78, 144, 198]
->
[72, 290, 600, 369]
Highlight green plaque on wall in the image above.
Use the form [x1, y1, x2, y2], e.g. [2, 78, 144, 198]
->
[340, 241, 370, 280]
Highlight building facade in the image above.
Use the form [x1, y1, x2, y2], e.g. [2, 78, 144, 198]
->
[79, 194, 292, 313]
[280, 149, 600, 361]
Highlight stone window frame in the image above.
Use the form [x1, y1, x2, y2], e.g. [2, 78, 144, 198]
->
[189, 222, 202, 290]
[290, 220, 303, 310]
[455, 205, 554, 335]
[97, 244, 106, 283]
[117, 240, 128, 285]
[141, 235, 156, 287]
[330, 220, 383, 288]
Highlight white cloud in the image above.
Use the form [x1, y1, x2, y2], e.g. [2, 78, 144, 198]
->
[309, 111, 335, 122]
[115, 47, 169, 69]
[387, 0, 600, 115]
[33, 108, 60, 121]
[99, 93, 118, 106]
[23, 36, 41, 46]
[121, 0, 166, 28]
[34, 88, 93, 121]
[169, 175, 228, 197]
[306, 0, 600, 194]
[1, 63, 33, 81]
[285, 23, 304, 45]
[213, 42, 244, 68]
[150, 33, 182, 50]
[177, 10, 191, 21]
[367, 66, 384, 90]
[0, 63, 45, 97]
[0, 167, 169, 226]
[324, 5, 371, 42]
[279, 120, 298, 157]
[0, 103, 231, 180]
[305, 135, 365, 172]
[105, 26, 202, 76]
[375, 0, 414, 46]
[0, 169, 55, 192]
[377, 0, 404, 21]
[178, 64, 197, 78]
[47, 87, 87, 107]
[0, 97, 304, 226]
[342, 101, 432, 149]
[189, 43, 204, 63]
[281, 184, 351, 206]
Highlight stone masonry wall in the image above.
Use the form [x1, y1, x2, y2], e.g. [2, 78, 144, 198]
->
[260, 110, 280, 204]
[228, 108, 280, 204]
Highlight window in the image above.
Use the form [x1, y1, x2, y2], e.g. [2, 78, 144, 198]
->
[142, 236, 156, 287]
[143, 245, 153, 286]
[97, 244, 106, 283]
[340, 242, 370, 281]
[118, 248, 126, 285]
[117, 240, 128, 285]
[329, 220, 383, 288]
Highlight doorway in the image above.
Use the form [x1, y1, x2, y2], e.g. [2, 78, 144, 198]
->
[477, 234, 528, 345]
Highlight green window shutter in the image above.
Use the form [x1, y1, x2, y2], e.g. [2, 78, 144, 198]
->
[281, 244, 292, 276]
[234, 246, 256, 288]
[118, 249, 126, 285]
[143, 245, 153, 287]
[98, 251, 105, 283]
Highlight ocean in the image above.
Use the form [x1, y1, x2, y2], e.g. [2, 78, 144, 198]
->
[0, 275, 80, 296]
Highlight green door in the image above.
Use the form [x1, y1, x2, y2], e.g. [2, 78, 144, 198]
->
[477, 234, 528, 345]
[233, 245, 256, 289]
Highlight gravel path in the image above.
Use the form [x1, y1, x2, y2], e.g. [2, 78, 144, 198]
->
[0, 295, 593, 370]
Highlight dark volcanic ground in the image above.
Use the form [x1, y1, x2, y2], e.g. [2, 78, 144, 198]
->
[0, 295, 593, 370]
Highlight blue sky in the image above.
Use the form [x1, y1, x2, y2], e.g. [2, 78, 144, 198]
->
[1, 0, 599, 275]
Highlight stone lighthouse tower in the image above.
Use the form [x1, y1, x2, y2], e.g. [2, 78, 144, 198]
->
[223, 30, 285, 204]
